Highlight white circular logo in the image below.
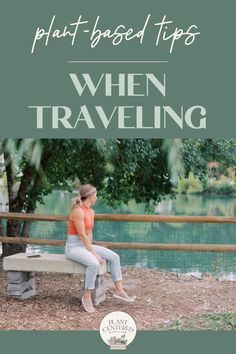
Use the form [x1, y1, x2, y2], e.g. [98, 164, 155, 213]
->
[99, 311, 137, 350]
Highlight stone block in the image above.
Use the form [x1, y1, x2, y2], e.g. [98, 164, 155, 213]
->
[7, 271, 34, 283]
[20, 288, 37, 300]
[92, 275, 107, 305]
[92, 284, 106, 299]
[7, 277, 36, 294]
[3, 253, 108, 304]
[93, 294, 107, 306]
[94, 274, 104, 287]
[80, 274, 107, 305]
[3, 253, 107, 275]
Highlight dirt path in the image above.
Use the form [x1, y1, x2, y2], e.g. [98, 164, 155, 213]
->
[0, 263, 236, 330]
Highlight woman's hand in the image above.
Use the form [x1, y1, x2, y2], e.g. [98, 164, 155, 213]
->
[91, 250, 104, 264]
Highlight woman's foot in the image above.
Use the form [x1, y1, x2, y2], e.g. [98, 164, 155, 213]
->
[81, 296, 95, 313]
[113, 290, 134, 302]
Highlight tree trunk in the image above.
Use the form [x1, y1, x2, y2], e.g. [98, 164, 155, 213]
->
[2, 141, 54, 256]
[21, 144, 54, 239]
[0, 219, 5, 258]
[21, 170, 44, 238]
[2, 148, 36, 255]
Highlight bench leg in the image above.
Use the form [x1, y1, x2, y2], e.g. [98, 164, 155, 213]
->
[81, 274, 107, 306]
[92, 274, 107, 306]
[7, 271, 36, 299]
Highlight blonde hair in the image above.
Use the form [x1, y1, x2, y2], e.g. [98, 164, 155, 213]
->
[72, 184, 96, 209]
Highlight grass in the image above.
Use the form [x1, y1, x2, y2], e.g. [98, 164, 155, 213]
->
[160, 312, 236, 330]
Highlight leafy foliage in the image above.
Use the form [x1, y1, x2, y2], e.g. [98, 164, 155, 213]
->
[163, 312, 236, 330]
[205, 176, 236, 194]
[102, 139, 172, 207]
[181, 139, 236, 183]
[176, 173, 203, 194]
[1, 139, 172, 212]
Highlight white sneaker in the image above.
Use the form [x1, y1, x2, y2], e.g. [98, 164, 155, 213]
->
[81, 296, 95, 313]
[113, 291, 134, 303]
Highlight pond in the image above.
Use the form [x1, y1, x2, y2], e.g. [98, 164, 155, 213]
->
[1, 188, 236, 279]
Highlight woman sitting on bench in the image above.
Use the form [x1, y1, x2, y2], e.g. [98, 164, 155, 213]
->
[65, 184, 134, 313]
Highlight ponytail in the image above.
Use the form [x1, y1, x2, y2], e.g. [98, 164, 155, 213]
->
[72, 195, 82, 209]
[71, 184, 96, 209]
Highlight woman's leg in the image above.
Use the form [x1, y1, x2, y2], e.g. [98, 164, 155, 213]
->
[92, 245, 134, 302]
[65, 246, 99, 290]
[92, 245, 122, 283]
[65, 245, 100, 312]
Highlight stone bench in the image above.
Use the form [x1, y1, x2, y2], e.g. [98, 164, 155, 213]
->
[3, 253, 108, 305]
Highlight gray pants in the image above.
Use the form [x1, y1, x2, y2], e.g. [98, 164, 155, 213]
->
[65, 235, 122, 289]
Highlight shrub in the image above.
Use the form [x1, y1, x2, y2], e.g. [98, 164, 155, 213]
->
[177, 173, 203, 194]
[204, 175, 236, 194]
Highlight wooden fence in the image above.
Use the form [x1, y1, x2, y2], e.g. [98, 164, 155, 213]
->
[0, 212, 236, 252]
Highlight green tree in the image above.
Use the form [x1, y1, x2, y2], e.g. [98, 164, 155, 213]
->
[103, 139, 172, 205]
[181, 139, 236, 182]
[0, 138, 172, 256]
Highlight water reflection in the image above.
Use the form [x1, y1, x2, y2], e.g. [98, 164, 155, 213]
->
[1, 188, 236, 278]
[35, 192, 236, 278]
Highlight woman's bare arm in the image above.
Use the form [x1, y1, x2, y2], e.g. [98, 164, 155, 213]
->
[71, 208, 93, 251]
[71, 208, 104, 263]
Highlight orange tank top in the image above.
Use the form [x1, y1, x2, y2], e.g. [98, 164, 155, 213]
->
[68, 204, 94, 235]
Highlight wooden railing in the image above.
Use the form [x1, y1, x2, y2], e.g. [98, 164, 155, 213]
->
[0, 212, 236, 252]
[1, 212, 236, 224]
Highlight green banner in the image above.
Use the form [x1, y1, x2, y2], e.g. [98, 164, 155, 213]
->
[1, 0, 235, 137]
[1, 0, 236, 353]
[0, 331, 236, 354]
